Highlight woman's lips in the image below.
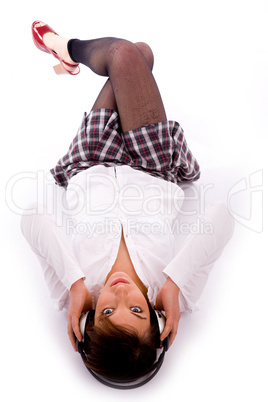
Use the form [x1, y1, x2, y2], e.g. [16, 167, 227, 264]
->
[110, 278, 130, 287]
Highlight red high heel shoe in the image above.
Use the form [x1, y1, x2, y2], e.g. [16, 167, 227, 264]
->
[32, 21, 80, 75]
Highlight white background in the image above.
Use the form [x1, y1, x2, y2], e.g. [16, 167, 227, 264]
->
[1, 1, 267, 401]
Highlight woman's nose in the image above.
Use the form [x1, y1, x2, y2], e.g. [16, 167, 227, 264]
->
[114, 284, 128, 298]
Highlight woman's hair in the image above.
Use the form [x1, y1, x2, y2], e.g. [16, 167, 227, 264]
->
[81, 303, 160, 380]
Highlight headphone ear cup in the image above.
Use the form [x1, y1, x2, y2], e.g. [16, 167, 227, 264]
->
[154, 310, 170, 350]
[79, 311, 90, 341]
[154, 310, 166, 335]
[77, 311, 95, 361]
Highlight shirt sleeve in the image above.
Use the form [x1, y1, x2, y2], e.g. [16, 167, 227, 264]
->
[163, 201, 235, 312]
[21, 207, 85, 290]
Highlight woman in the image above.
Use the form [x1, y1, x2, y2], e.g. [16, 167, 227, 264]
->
[21, 21, 234, 387]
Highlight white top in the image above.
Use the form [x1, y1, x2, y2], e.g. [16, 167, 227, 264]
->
[21, 165, 234, 313]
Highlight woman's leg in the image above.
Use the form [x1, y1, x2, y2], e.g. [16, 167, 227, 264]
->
[68, 37, 166, 132]
[91, 42, 155, 112]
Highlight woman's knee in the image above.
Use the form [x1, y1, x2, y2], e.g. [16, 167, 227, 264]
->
[109, 39, 153, 71]
[135, 42, 154, 69]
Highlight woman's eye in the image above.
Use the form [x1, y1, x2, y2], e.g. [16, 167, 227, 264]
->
[131, 307, 142, 313]
[103, 308, 114, 315]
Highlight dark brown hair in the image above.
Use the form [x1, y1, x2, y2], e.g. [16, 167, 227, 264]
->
[82, 304, 160, 380]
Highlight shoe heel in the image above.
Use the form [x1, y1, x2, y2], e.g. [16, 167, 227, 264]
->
[53, 63, 68, 75]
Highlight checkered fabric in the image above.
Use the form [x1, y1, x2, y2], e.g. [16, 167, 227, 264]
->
[50, 108, 200, 188]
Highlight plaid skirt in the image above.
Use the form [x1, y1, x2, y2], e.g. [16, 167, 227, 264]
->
[50, 108, 200, 188]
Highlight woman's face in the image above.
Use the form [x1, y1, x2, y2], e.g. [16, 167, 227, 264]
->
[95, 272, 151, 336]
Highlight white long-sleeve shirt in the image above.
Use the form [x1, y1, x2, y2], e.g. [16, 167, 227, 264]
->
[21, 165, 234, 312]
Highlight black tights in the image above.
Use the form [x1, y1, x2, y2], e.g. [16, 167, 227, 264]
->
[67, 38, 166, 132]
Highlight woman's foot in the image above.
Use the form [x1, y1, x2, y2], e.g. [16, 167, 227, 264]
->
[33, 22, 79, 74]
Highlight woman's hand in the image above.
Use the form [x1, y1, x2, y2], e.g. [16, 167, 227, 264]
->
[155, 277, 181, 348]
[67, 278, 92, 351]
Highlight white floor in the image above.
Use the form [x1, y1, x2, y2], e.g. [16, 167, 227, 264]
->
[2, 1, 267, 401]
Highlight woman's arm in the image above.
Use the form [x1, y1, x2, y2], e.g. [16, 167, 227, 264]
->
[163, 201, 234, 311]
[156, 202, 234, 347]
[21, 209, 93, 350]
[155, 277, 181, 348]
[67, 278, 92, 351]
[163, 202, 234, 299]
[21, 209, 85, 290]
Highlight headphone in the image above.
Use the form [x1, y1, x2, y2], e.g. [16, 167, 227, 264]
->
[76, 310, 169, 389]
